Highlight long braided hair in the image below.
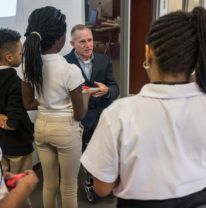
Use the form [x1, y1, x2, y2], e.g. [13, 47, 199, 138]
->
[146, 6, 206, 92]
[23, 6, 66, 95]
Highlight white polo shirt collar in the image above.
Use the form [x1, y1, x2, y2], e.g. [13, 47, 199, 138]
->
[0, 66, 10, 70]
[74, 50, 94, 63]
[139, 82, 202, 99]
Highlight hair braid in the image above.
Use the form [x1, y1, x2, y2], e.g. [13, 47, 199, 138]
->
[146, 7, 206, 92]
[23, 35, 42, 94]
[146, 10, 198, 78]
[23, 6, 67, 95]
[192, 7, 206, 92]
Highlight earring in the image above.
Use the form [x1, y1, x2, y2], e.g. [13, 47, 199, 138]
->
[191, 70, 195, 75]
[143, 61, 150, 70]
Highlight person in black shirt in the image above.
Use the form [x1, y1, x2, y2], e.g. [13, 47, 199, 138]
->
[0, 28, 34, 178]
[64, 25, 119, 202]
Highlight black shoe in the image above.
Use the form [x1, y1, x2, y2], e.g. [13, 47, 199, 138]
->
[84, 183, 97, 203]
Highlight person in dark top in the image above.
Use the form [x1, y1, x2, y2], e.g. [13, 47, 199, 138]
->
[64, 24, 119, 151]
[0, 28, 34, 175]
[64, 24, 119, 202]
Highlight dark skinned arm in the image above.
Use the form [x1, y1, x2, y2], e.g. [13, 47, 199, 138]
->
[70, 85, 90, 121]
[0, 170, 38, 208]
[21, 81, 39, 110]
[93, 177, 119, 197]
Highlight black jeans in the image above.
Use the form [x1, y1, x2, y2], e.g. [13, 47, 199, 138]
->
[117, 188, 206, 208]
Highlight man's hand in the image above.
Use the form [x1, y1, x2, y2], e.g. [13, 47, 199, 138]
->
[92, 81, 109, 98]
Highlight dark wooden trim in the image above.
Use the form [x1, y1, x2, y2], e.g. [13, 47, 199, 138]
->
[129, 0, 153, 94]
[113, 0, 120, 18]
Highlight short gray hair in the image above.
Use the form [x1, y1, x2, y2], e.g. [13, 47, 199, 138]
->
[70, 24, 91, 37]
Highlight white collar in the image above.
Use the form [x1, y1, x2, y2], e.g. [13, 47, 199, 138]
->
[139, 82, 202, 99]
[74, 50, 94, 63]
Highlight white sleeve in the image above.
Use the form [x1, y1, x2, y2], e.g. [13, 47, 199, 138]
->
[80, 110, 119, 183]
[0, 182, 8, 200]
[66, 64, 85, 91]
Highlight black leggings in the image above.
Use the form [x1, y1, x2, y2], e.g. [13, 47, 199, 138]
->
[117, 188, 206, 208]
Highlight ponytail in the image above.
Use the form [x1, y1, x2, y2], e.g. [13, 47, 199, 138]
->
[23, 33, 43, 95]
[192, 7, 206, 93]
[23, 6, 66, 95]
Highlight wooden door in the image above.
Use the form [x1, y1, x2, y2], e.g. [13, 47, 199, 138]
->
[129, 0, 153, 94]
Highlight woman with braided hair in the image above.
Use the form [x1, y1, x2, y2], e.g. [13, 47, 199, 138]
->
[23, 6, 90, 208]
[81, 6, 206, 208]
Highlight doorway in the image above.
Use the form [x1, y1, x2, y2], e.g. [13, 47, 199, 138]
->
[84, 0, 121, 87]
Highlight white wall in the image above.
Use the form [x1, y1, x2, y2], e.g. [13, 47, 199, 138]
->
[4, 0, 84, 56]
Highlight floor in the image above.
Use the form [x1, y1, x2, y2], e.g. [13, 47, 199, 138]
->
[29, 166, 206, 208]
[30, 166, 116, 208]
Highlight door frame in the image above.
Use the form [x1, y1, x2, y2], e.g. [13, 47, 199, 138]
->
[120, 0, 154, 96]
[119, 0, 130, 97]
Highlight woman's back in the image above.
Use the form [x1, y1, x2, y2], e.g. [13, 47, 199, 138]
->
[96, 82, 206, 199]
[37, 54, 84, 115]
[23, 6, 87, 208]
[81, 6, 206, 208]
